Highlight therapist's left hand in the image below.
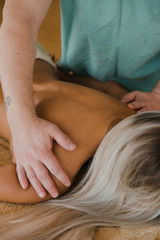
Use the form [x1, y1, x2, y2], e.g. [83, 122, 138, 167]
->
[121, 89, 160, 113]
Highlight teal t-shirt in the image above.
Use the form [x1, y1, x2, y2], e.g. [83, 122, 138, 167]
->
[58, 0, 160, 92]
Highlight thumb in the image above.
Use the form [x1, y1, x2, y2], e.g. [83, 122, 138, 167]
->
[121, 91, 138, 103]
[50, 125, 76, 151]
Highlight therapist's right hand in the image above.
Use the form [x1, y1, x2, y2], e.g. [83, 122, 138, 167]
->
[10, 116, 76, 199]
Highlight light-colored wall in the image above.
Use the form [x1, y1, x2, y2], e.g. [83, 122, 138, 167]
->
[0, 0, 61, 59]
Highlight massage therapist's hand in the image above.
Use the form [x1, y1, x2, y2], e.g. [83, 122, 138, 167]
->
[121, 88, 160, 113]
[10, 116, 76, 199]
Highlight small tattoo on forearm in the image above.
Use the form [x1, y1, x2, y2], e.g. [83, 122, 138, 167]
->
[5, 96, 12, 112]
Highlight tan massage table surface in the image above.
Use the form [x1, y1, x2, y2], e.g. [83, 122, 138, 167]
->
[0, 137, 160, 240]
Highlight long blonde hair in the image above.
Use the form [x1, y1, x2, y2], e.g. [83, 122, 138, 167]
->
[0, 111, 160, 240]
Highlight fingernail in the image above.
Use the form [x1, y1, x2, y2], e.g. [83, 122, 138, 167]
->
[65, 180, 71, 187]
[22, 183, 28, 189]
[69, 143, 76, 151]
[52, 192, 59, 198]
[39, 192, 46, 198]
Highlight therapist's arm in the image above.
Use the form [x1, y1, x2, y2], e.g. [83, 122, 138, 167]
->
[0, 0, 75, 199]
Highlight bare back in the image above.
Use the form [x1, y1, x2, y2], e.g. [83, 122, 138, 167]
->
[0, 60, 133, 203]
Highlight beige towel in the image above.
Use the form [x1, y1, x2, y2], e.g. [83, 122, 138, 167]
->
[0, 137, 160, 239]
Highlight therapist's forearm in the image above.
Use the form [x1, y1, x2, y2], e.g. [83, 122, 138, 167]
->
[0, 14, 38, 127]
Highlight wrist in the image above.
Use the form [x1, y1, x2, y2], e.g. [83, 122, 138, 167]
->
[7, 104, 37, 129]
[9, 113, 38, 133]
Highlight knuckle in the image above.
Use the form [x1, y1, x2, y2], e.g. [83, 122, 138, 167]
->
[27, 172, 36, 180]
[37, 172, 48, 182]
[52, 124, 58, 131]
[129, 103, 134, 107]
[51, 125, 59, 134]
[26, 152, 34, 161]
[37, 148, 45, 157]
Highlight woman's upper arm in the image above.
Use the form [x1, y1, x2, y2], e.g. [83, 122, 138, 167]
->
[0, 163, 51, 203]
[0, 162, 71, 204]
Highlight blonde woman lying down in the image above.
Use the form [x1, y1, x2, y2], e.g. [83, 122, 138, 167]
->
[0, 45, 159, 240]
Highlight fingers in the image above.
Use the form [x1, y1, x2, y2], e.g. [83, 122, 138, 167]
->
[122, 91, 147, 110]
[41, 151, 71, 187]
[121, 91, 137, 103]
[12, 118, 74, 199]
[35, 163, 59, 198]
[25, 164, 59, 199]
[17, 152, 71, 199]
[16, 164, 29, 189]
[16, 162, 58, 198]
[50, 125, 76, 151]
[127, 101, 145, 110]
[25, 165, 47, 198]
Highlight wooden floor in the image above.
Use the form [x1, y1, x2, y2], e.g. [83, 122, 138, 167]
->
[0, 0, 61, 59]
